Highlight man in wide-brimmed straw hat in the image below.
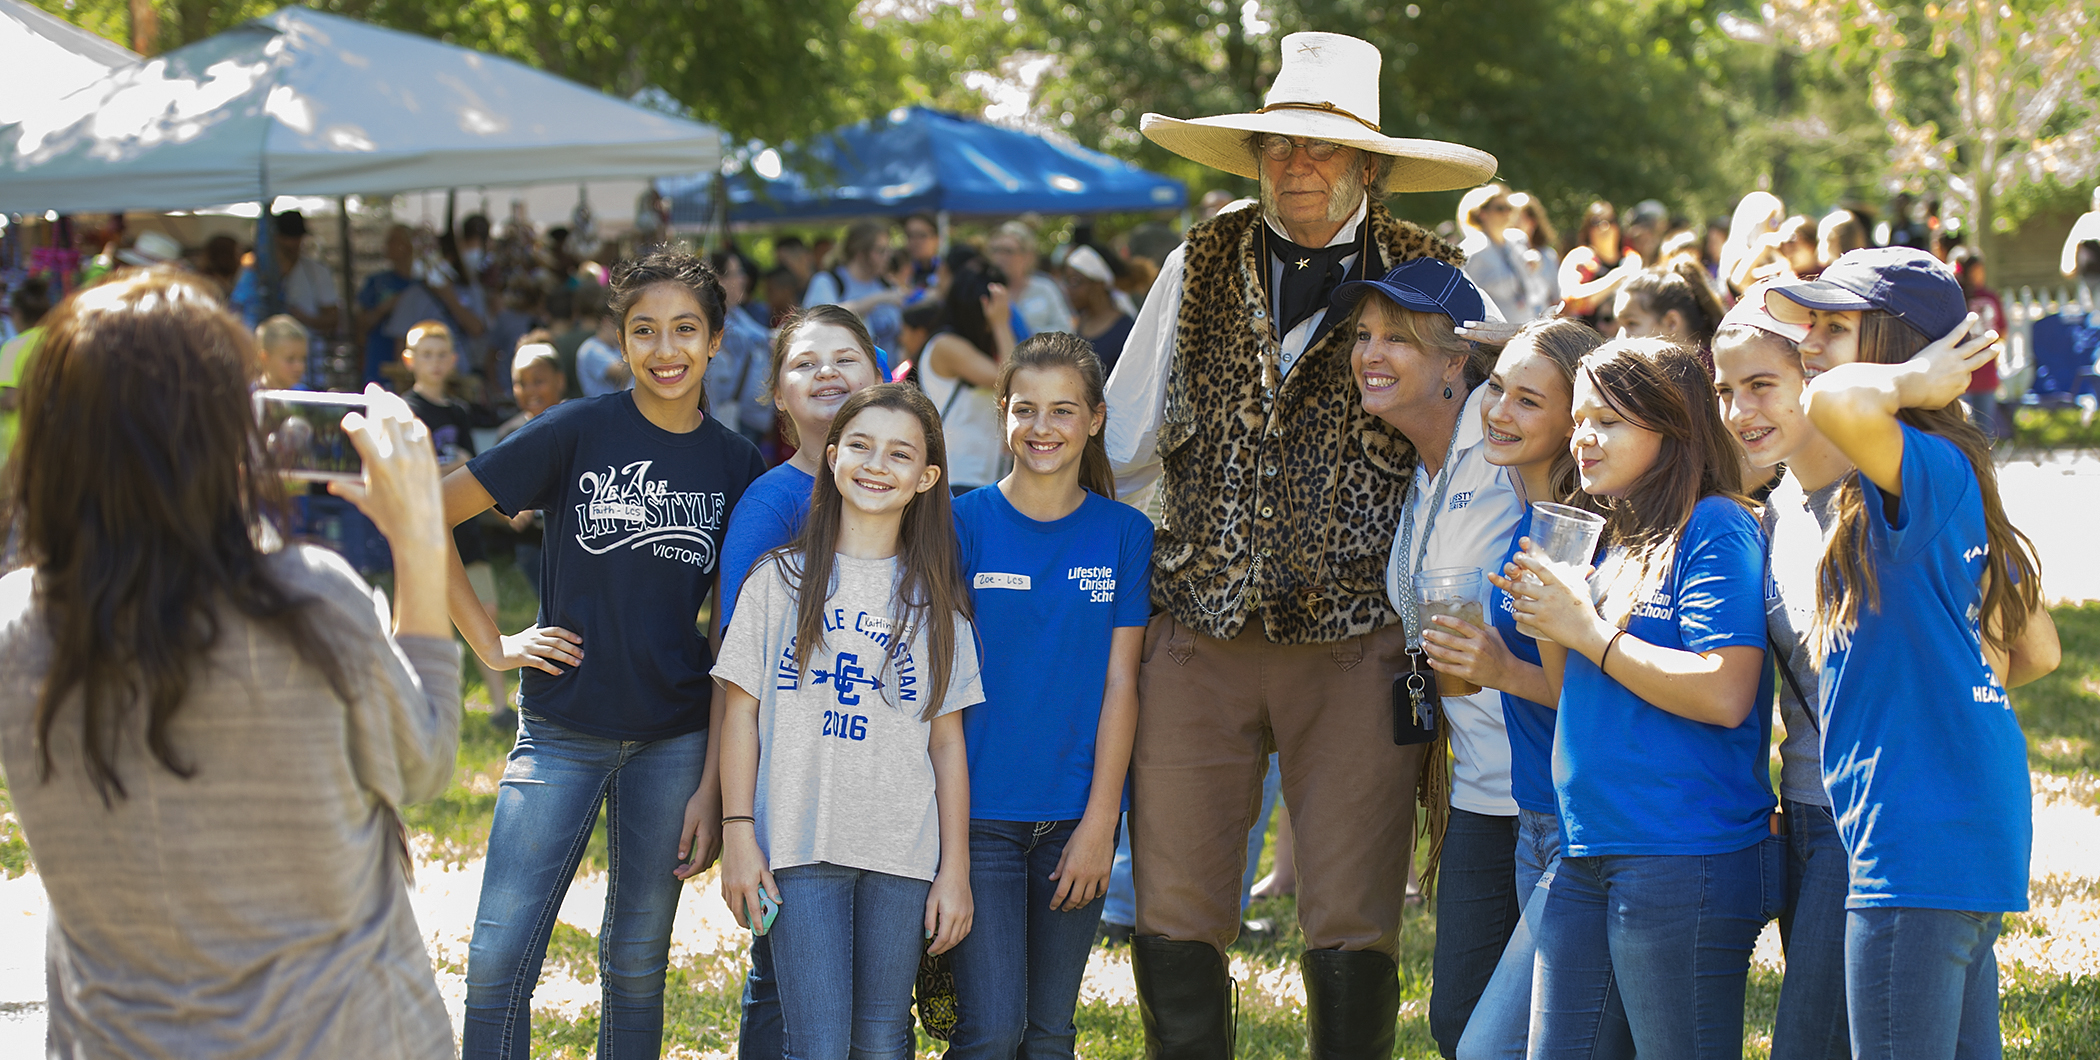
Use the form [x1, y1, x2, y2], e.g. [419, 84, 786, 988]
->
[1102, 30, 1497, 1058]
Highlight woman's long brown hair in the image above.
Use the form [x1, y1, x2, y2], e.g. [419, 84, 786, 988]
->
[1813, 310, 2041, 656]
[1578, 337, 1749, 618]
[995, 332, 1117, 500]
[763, 384, 972, 720]
[4, 270, 350, 804]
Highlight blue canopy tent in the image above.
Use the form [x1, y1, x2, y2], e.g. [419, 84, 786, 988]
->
[661, 107, 1184, 224]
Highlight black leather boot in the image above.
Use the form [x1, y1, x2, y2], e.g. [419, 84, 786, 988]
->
[1130, 935, 1234, 1059]
[1300, 948, 1400, 1060]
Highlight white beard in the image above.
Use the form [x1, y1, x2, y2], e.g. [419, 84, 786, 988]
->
[1259, 168, 1367, 234]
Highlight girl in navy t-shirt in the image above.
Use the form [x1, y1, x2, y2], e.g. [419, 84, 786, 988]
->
[949, 333, 1152, 1057]
[1419, 318, 1603, 1060]
[1767, 248, 2059, 1060]
[1495, 338, 1776, 1059]
[438, 251, 767, 1057]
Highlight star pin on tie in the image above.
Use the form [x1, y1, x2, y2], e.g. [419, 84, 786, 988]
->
[1294, 257, 1312, 270]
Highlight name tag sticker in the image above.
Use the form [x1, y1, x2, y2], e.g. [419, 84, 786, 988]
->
[975, 572, 1031, 591]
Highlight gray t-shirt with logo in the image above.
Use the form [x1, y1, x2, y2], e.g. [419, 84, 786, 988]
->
[1762, 471, 1844, 807]
[714, 552, 983, 882]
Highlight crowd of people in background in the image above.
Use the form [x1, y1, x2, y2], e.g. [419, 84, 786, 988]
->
[10, 174, 2081, 488]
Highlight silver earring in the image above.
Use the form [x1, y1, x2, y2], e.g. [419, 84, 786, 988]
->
[1444, 386, 1454, 400]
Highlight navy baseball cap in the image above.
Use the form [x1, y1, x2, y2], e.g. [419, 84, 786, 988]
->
[1765, 247, 1966, 340]
[1332, 258, 1487, 325]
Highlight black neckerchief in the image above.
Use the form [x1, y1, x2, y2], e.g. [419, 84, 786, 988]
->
[1262, 218, 1371, 349]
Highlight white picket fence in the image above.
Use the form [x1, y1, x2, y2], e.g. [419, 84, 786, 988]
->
[2003, 282, 2098, 404]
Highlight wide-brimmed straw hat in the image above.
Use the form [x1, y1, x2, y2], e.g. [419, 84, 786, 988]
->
[1140, 32, 1497, 194]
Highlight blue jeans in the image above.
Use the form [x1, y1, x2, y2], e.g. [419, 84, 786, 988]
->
[739, 933, 783, 1060]
[1458, 808, 1603, 1060]
[1429, 808, 1521, 1058]
[768, 862, 932, 1060]
[1104, 753, 1280, 927]
[462, 711, 708, 1060]
[1533, 844, 1772, 1060]
[948, 820, 1107, 1059]
[1775, 801, 1852, 1060]
[1845, 907, 2003, 1060]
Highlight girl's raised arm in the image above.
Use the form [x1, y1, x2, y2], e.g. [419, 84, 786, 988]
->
[1803, 315, 1998, 496]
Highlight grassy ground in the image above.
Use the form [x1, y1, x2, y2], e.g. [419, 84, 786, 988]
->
[2, 562, 2097, 1057]
[440, 577, 2100, 1058]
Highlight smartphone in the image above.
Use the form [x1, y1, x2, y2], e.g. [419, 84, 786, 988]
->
[255, 390, 367, 483]
[753, 886, 780, 937]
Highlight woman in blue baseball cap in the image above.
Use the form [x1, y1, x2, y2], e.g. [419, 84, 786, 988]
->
[1767, 247, 2060, 1060]
[1335, 258, 1530, 1055]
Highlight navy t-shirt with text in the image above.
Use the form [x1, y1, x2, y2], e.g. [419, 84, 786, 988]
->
[1820, 424, 2030, 912]
[955, 486, 1152, 821]
[468, 392, 765, 740]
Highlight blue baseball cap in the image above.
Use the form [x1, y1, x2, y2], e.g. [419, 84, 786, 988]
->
[1764, 247, 1967, 340]
[1332, 258, 1487, 326]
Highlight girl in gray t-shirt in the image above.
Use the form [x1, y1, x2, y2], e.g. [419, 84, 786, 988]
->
[1712, 300, 1853, 1060]
[714, 384, 983, 1056]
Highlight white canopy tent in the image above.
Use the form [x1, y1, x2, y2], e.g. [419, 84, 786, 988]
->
[0, 0, 138, 128]
[0, 6, 720, 214]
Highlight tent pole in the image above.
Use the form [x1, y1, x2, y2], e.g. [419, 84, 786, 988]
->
[937, 210, 951, 256]
[256, 198, 283, 321]
[337, 197, 355, 389]
[712, 173, 729, 253]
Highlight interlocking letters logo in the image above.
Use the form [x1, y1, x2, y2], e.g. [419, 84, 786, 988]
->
[572, 459, 726, 568]
[813, 652, 884, 706]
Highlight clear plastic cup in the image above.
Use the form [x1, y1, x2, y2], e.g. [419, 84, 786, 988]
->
[1529, 502, 1606, 571]
[1415, 566, 1486, 696]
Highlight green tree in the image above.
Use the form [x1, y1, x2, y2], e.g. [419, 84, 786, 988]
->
[890, 0, 1747, 234]
[1747, 0, 2100, 258]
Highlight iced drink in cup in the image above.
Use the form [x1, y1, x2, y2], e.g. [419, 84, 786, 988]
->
[1528, 502, 1606, 578]
[1415, 566, 1487, 696]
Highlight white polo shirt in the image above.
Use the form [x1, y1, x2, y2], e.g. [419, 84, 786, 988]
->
[1387, 383, 1526, 816]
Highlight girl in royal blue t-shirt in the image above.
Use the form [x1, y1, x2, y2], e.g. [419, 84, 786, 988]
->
[439, 251, 767, 1057]
[948, 332, 1151, 1058]
[1495, 338, 1776, 1059]
[1419, 318, 1603, 1060]
[1768, 247, 2059, 1060]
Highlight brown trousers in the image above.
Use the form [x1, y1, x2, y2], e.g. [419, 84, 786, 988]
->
[1130, 612, 1425, 958]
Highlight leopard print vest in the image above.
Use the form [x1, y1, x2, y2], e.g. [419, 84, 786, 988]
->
[1153, 199, 1463, 644]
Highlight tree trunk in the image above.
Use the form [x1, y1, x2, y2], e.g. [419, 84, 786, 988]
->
[128, 0, 158, 55]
